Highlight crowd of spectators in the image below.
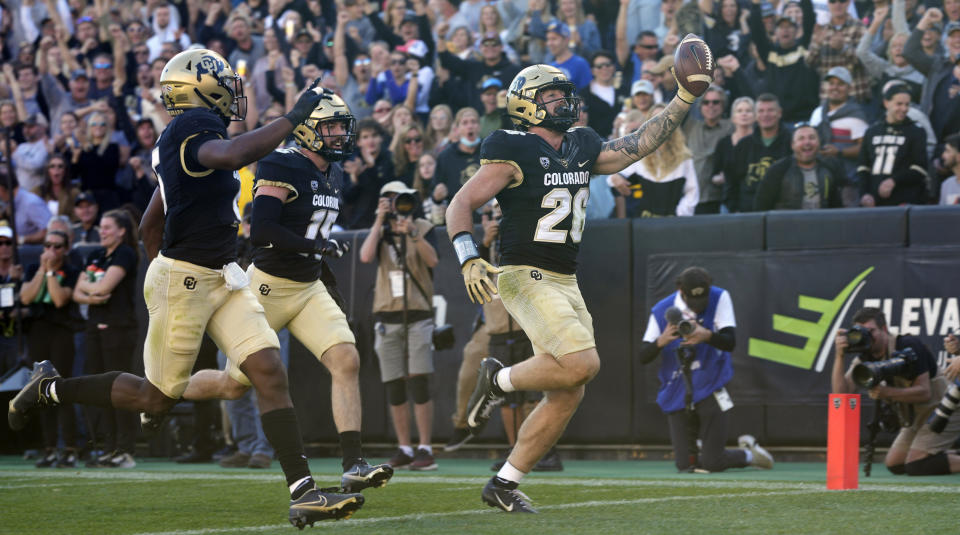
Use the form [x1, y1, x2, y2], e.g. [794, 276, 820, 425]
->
[0, 0, 957, 233]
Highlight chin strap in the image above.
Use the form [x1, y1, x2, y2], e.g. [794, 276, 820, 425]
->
[193, 87, 229, 121]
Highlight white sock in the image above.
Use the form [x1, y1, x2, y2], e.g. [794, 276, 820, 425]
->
[48, 381, 59, 403]
[417, 444, 433, 455]
[495, 367, 515, 393]
[288, 476, 312, 496]
[496, 461, 527, 484]
[743, 449, 754, 464]
[399, 444, 415, 457]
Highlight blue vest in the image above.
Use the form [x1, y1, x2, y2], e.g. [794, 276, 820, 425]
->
[651, 287, 733, 413]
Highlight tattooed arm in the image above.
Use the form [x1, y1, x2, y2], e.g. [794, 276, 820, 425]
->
[592, 98, 692, 176]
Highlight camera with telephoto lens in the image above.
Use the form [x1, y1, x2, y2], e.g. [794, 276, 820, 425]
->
[384, 192, 418, 219]
[927, 379, 960, 433]
[676, 318, 697, 337]
[852, 347, 920, 389]
[844, 325, 873, 355]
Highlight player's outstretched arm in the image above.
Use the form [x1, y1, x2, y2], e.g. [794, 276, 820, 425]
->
[592, 97, 691, 175]
[196, 82, 328, 171]
[595, 34, 713, 175]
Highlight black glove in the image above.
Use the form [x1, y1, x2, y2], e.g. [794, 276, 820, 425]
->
[315, 238, 349, 258]
[283, 79, 330, 126]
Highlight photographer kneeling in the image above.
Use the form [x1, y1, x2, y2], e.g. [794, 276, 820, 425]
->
[832, 308, 960, 475]
[638, 267, 773, 473]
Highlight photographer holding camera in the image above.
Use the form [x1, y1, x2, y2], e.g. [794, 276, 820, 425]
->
[359, 180, 439, 471]
[832, 307, 960, 475]
[638, 267, 773, 473]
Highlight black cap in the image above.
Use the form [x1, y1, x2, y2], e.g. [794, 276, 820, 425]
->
[677, 267, 712, 305]
[776, 16, 798, 27]
[75, 191, 97, 205]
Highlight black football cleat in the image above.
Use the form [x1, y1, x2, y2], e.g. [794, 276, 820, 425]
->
[8, 361, 59, 431]
[482, 479, 537, 513]
[341, 459, 394, 492]
[289, 486, 364, 528]
[466, 358, 505, 435]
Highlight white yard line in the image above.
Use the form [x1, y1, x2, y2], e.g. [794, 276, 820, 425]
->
[0, 480, 137, 489]
[129, 489, 827, 535]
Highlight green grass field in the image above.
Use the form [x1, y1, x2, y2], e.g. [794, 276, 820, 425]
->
[2, 455, 957, 534]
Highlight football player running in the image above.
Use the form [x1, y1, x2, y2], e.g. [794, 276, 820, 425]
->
[447, 60, 710, 512]
[179, 94, 395, 494]
[7, 49, 364, 527]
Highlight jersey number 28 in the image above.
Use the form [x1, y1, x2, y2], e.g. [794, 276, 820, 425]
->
[534, 187, 589, 244]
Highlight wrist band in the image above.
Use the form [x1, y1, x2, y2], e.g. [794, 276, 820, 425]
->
[452, 231, 479, 266]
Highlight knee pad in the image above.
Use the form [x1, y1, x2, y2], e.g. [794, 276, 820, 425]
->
[408, 374, 431, 404]
[886, 463, 906, 475]
[904, 452, 950, 476]
[384, 379, 406, 406]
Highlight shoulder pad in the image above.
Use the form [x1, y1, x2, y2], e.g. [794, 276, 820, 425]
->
[175, 108, 227, 137]
[255, 151, 301, 185]
[481, 129, 529, 160]
[569, 125, 604, 145]
[259, 148, 300, 168]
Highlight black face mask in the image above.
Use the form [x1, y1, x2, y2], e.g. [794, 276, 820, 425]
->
[539, 92, 581, 132]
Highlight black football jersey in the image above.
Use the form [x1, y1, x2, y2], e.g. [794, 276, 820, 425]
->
[481, 127, 603, 274]
[151, 108, 240, 269]
[251, 148, 344, 282]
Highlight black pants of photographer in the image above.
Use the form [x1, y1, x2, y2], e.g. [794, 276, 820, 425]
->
[27, 319, 78, 451]
[667, 392, 749, 473]
[83, 323, 139, 455]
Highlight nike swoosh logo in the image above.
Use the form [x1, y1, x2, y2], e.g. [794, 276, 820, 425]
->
[496, 494, 514, 512]
[577, 160, 589, 168]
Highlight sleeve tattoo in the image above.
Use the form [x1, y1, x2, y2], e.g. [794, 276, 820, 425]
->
[601, 100, 688, 162]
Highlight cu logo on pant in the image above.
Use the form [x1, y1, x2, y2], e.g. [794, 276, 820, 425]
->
[259, 284, 271, 296]
[530, 270, 542, 281]
[183, 276, 197, 290]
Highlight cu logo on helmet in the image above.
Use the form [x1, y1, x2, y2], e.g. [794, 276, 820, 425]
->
[196, 55, 224, 76]
[510, 76, 526, 94]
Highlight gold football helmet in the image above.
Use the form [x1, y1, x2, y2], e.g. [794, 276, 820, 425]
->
[159, 49, 246, 122]
[506, 64, 580, 131]
[292, 92, 356, 161]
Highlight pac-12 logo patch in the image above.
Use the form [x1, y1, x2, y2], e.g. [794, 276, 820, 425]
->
[311, 180, 318, 192]
[183, 276, 197, 290]
[539, 157, 550, 169]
